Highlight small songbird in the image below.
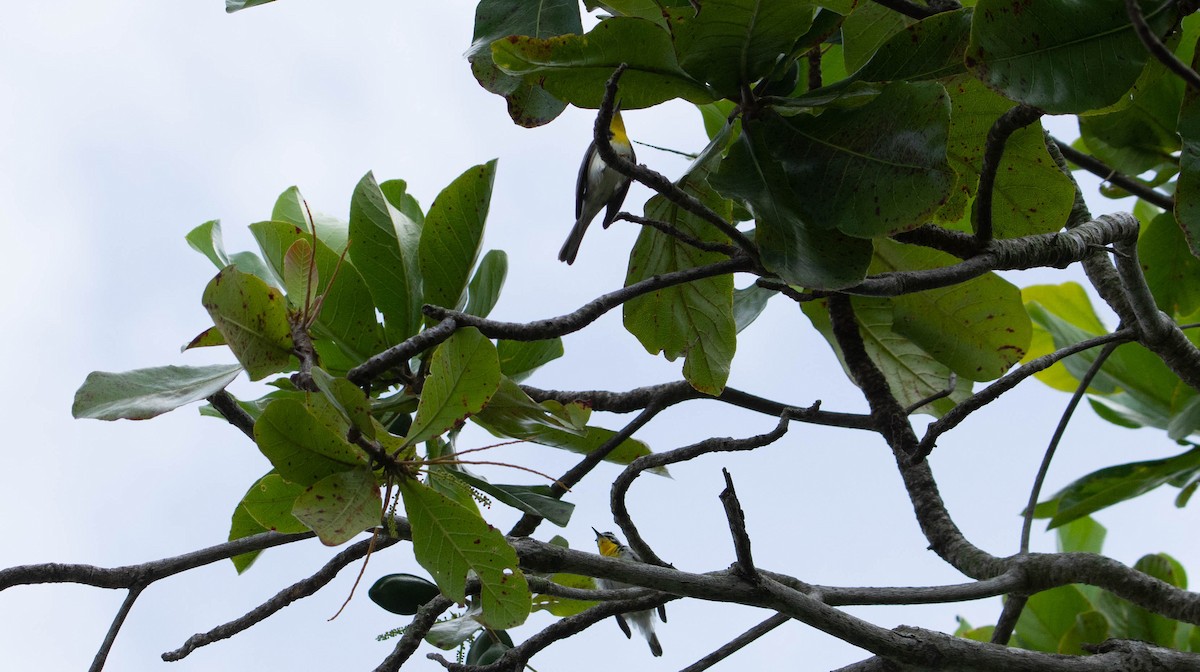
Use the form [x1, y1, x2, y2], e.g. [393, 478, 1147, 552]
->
[559, 110, 635, 264]
[593, 527, 665, 657]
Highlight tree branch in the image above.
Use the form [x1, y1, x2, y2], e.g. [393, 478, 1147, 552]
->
[679, 613, 790, 672]
[162, 534, 403, 661]
[1051, 137, 1174, 211]
[90, 584, 144, 672]
[374, 595, 454, 672]
[1126, 0, 1200, 91]
[975, 105, 1045, 243]
[206, 389, 256, 439]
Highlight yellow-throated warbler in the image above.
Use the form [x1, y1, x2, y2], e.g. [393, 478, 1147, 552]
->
[593, 527, 666, 657]
[559, 110, 635, 264]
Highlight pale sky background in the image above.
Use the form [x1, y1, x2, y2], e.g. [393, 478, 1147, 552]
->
[0, 2, 1195, 671]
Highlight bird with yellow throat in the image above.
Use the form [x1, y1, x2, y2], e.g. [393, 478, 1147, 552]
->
[559, 110, 635, 264]
[593, 528, 665, 657]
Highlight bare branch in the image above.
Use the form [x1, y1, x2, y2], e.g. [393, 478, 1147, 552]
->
[610, 412, 796, 567]
[679, 613, 790, 672]
[162, 534, 403, 661]
[1125, 0, 1200, 91]
[90, 585, 144, 672]
[424, 257, 751, 341]
[719, 468, 758, 580]
[975, 105, 1045, 243]
[374, 595, 454, 672]
[206, 389, 256, 439]
[347, 317, 458, 387]
[0, 531, 313, 591]
[1051, 137, 1174, 211]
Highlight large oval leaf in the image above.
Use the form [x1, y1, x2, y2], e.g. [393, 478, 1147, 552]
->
[72, 363, 243, 421]
[253, 399, 366, 485]
[406, 328, 502, 447]
[202, 266, 294, 380]
[419, 162, 496, 313]
[491, 17, 715, 108]
[400, 478, 531, 629]
[965, 0, 1176, 114]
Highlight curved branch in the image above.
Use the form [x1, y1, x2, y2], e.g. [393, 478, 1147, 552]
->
[347, 317, 458, 386]
[1126, 0, 1200, 91]
[610, 412, 796, 567]
[0, 531, 313, 591]
[917, 328, 1136, 457]
[508, 401, 665, 538]
[523, 380, 875, 429]
[975, 105, 1045, 243]
[162, 534, 403, 661]
[424, 256, 751, 340]
[1052, 137, 1174, 211]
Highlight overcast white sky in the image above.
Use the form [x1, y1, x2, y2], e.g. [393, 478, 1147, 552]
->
[0, 2, 1194, 671]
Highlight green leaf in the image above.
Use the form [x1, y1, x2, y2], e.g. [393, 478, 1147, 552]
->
[802, 296, 971, 417]
[497, 339, 565, 382]
[753, 82, 954, 238]
[250, 221, 386, 367]
[465, 250, 508, 319]
[271, 186, 349, 253]
[293, 469, 381, 546]
[181, 326, 227, 352]
[855, 8, 971, 82]
[876, 241, 1031, 381]
[491, 17, 715, 109]
[228, 501, 268, 573]
[733, 283, 775, 333]
[186, 220, 229, 269]
[425, 611, 484, 649]
[1139, 212, 1200, 316]
[419, 161, 496, 313]
[1057, 610, 1110, 655]
[1056, 516, 1106, 555]
[943, 76, 1075, 238]
[379, 179, 425, 228]
[226, 0, 275, 12]
[349, 172, 425, 344]
[253, 399, 367, 486]
[202, 266, 294, 380]
[841, 1, 910, 73]
[1168, 395, 1200, 442]
[472, 380, 660, 470]
[467, 0, 579, 127]
[72, 364, 243, 421]
[451, 471, 575, 527]
[623, 183, 736, 395]
[710, 120, 873, 289]
[310, 368, 376, 439]
[1013, 584, 1093, 653]
[1037, 446, 1200, 528]
[406, 328, 502, 446]
[399, 478, 532, 629]
[531, 573, 598, 617]
[240, 472, 309, 534]
[369, 573, 442, 616]
[282, 238, 316, 310]
[667, 0, 815, 97]
[965, 0, 1175, 114]
[1176, 43, 1200, 259]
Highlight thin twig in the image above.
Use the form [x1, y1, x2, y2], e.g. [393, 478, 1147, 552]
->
[917, 328, 1136, 458]
[611, 411, 798, 567]
[1052, 137, 1174, 211]
[89, 584, 144, 672]
[616, 213, 741, 256]
[508, 401, 665, 538]
[1018, 339, 1122, 553]
[679, 613, 790, 672]
[162, 535, 402, 661]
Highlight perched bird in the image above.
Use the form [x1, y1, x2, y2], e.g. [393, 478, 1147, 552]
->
[559, 110, 635, 264]
[593, 527, 665, 657]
